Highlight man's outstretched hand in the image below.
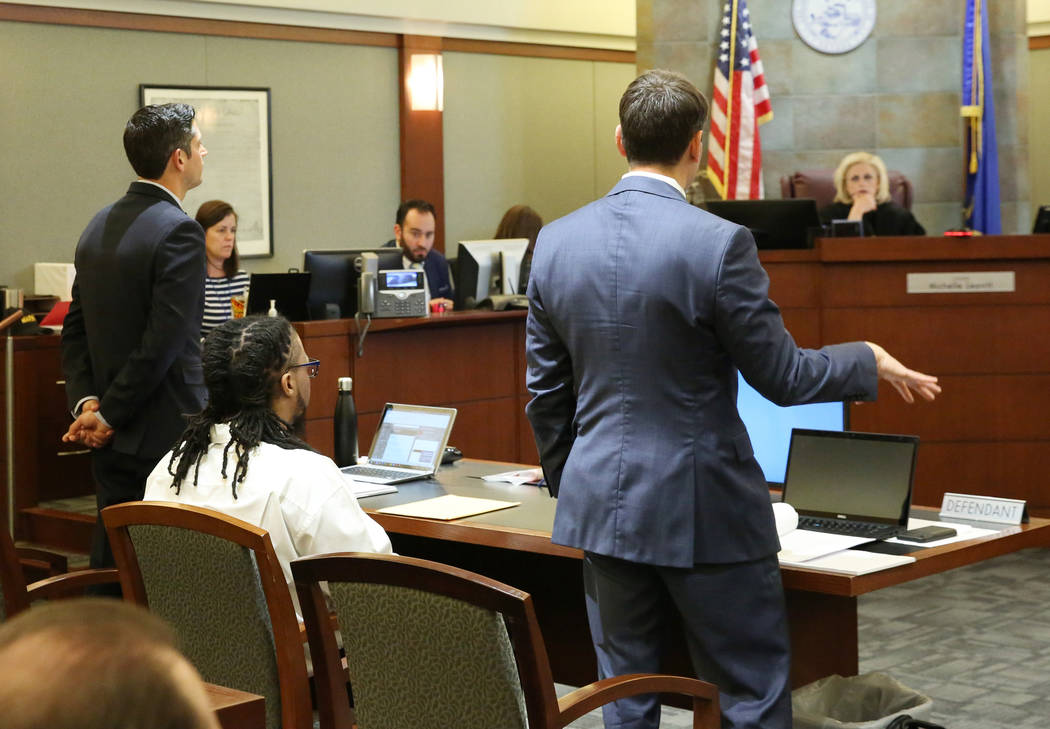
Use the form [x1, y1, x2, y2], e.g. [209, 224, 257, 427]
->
[866, 342, 942, 404]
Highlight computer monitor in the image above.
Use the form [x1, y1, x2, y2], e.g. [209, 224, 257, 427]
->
[455, 239, 530, 309]
[303, 247, 403, 319]
[1033, 205, 1050, 234]
[735, 371, 848, 485]
[245, 272, 311, 322]
[704, 199, 822, 249]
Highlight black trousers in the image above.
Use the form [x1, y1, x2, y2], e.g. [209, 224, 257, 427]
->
[89, 447, 159, 576]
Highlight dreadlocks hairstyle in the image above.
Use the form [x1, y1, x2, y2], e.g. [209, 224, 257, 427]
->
[167, 315, 313, 498]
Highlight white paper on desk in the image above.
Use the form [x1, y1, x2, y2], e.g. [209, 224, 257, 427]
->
[779, 550, 915, 575]
[481, 468, 543, 486]
[377, 494, 520, 521]
[777, 530, 874, 563]
[341, 476, 397, 499]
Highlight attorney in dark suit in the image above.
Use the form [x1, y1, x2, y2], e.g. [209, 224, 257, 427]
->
[385, 199, 454, 309]
[525, 70, 941, 729]
[61, 103, 208, 571]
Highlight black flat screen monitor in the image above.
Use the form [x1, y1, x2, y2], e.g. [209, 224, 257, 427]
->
[455, 239, 530, 309]
[704, 199, 822, 250]
[735, 371, 848, 485]
[245, 272, 311, 322]
[1033, 205, 1050, 234]
[303, 248, 403, 319]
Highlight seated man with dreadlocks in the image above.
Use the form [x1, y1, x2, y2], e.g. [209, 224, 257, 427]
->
[144, 315, 392, 612]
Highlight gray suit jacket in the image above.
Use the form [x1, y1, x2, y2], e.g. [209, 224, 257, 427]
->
[525, 175, 877, 567]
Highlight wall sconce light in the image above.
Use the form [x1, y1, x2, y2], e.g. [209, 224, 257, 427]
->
[408, 53, 443, 111]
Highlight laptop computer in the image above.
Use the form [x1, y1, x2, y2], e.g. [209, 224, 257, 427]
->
[704, 199, 822, 249]
[246, 272, 311, 322]
[340, 403, 457, 485]
[781, 429, 918, 540]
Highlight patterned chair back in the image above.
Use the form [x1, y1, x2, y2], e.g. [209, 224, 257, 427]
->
[127, 524, 283, 729]
[103, 502, 311, 729]
[330, 580, 529, 729]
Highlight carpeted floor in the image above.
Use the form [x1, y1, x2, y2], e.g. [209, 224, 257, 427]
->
[557, 547, 1050, 728]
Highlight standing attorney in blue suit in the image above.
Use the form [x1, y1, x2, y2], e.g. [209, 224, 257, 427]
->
[525, 70, 941, 729]
[62, 103, 208, 573]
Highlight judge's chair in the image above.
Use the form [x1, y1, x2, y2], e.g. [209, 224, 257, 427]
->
[780, 169, 914, 211]
[102, 502, 313, 729]
[1, 526, 119, 621]
[292, 552, 721, 729]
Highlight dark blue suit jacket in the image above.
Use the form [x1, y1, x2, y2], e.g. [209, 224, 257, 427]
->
[383, 240, 453, 301]
[62, 182, 206, 460]
[525, 175, 877, 567]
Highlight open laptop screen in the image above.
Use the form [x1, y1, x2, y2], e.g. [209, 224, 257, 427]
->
[783, 429, 918, 525]
[368, 404, 456, 471]
[736, 372, 847, 485]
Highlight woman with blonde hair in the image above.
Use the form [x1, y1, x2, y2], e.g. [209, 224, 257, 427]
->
[819, 152, 925, 236]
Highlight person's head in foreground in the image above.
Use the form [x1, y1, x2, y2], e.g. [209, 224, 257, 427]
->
[0, 598, 219, 729]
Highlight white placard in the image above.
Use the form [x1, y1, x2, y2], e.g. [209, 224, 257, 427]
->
[906, 271, 1015, 294]
[940, 492, 1027, 525]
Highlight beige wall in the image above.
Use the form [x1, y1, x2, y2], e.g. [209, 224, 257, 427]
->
[0, 19, 401, 288]
[6, 0, 636, 48]
[443, 53, 634, 253]
[637, 0, 1031, 235]
[0, 18, 634, 290]
[1030, 48, 1050, 211]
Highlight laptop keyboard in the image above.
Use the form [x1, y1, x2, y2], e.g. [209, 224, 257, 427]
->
[341, 466, 411, 480]
[798, 516, 899, 540]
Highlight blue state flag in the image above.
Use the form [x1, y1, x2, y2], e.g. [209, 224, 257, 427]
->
[962, 0, 1001, 234]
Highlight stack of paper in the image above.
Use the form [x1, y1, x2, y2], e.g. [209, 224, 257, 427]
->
[777, 530, 914, 575]
[778, 549, 915, 575]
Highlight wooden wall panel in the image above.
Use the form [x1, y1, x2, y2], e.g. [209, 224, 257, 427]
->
[821, 261, 1050, 308]
[913, 442, 1050, 507]
[849, 375, 1050, 442]
[298, 312, 530, 462]
[301, 332, 354, 421]
[763, 260, 823, 308]
[822, 307, 1050, 374]
[352, 322, 517, 413]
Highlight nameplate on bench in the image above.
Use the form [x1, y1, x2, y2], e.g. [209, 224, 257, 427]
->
[940, 493, 1027, 525]
[906, 271, 1015, 294]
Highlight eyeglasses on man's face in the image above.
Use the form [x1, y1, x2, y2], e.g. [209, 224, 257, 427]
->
[287, 359, 320, 378]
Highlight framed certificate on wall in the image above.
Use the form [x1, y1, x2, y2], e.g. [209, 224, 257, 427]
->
[140, 85, 273, 258]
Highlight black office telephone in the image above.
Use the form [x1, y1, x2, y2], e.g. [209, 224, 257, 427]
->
[477, 294, 529, 311]
[441, 446, 463, 465]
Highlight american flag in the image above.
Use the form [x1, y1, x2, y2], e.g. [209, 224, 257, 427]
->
[705, 0, 772, 200]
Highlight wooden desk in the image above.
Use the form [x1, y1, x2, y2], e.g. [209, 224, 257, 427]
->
[363, 459, 1050, 688]
[205, 682, 265, 729]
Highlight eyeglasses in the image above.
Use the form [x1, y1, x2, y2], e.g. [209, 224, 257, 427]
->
[287, 359, 320, 378]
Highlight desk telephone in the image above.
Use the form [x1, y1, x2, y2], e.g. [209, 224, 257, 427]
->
[358, 253, 427, 318]
[477, 294, 529, 311]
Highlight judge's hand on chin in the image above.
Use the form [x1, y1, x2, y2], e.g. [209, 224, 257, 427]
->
[848, 192, 877, 220]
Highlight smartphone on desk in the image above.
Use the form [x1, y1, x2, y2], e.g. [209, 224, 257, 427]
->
[898, 525, 957, 543]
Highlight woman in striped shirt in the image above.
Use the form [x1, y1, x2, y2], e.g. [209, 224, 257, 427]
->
[197, 200, 250, 338]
